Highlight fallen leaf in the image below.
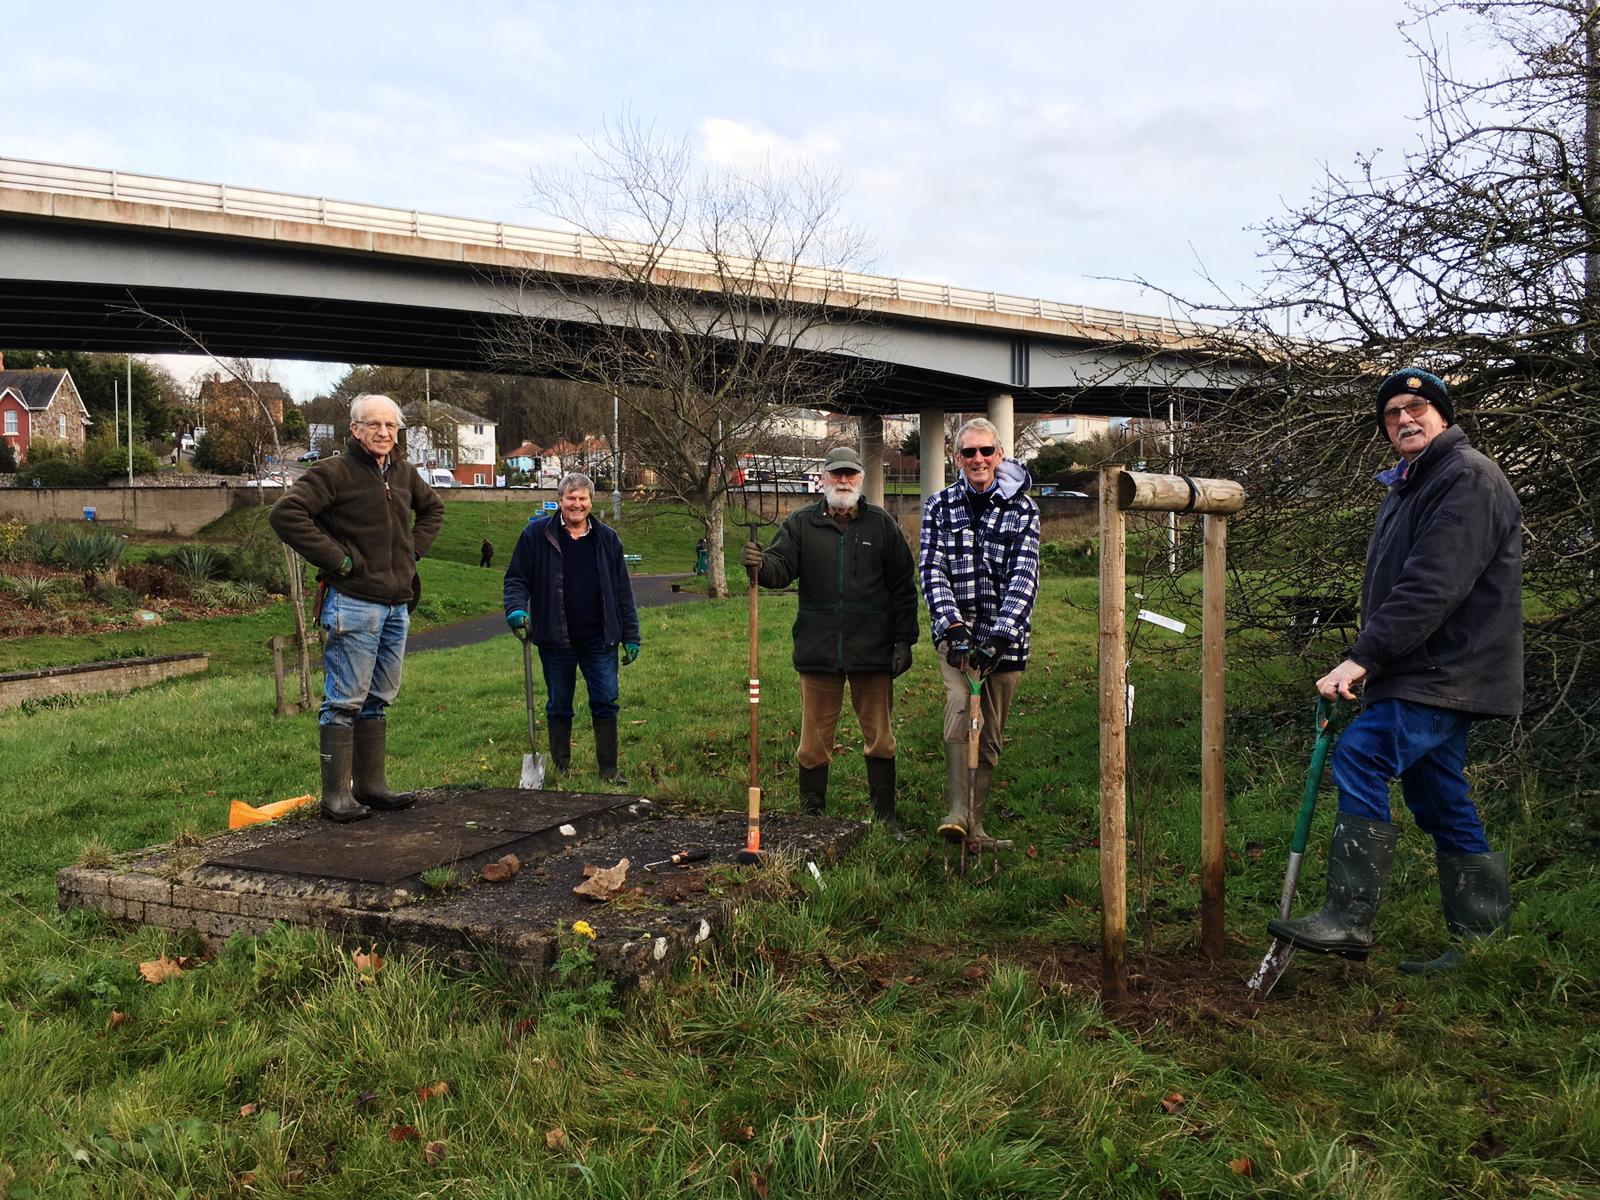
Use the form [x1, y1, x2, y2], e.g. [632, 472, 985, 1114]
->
[962, 962, 988, 982]
[749, 1166, 770, 1198]
[239, 1102, 260, 1117]
[351, 947, 384, 974]
[239, 1171, 256, 1189]
[546, 1127, 569, 1151]
[389, 1124, 419, 1142]
[284, 1168, 306, 1185]
[423, 1140, 447, 1165]
[1228, 1156, 1253, 1177]
[574, 858, 631, 900]
[1026, 844, 1039, 858]
[1469, 1130, 1509, 1160]
[1082, 1025, 1110, 1042]
[1161, 1092, 1185, 1113]
[417, 1081, 450, 1102]
[106, 1010, 128, 1029]
[355, 1090, 379, 1109]
[139, 956, 185, 985]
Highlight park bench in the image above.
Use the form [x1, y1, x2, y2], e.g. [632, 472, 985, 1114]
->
[623, 553, 642, 572]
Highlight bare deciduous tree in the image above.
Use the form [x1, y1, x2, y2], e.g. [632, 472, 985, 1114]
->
[490, 117, 881, 597]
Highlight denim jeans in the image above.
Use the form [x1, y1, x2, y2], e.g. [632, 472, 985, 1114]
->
[1332, 697, 1490, 854]
[319, 589, 410, 727]
[538, 638, 619, 721]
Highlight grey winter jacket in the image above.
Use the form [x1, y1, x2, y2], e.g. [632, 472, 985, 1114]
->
[1349, 425, 1523, 717]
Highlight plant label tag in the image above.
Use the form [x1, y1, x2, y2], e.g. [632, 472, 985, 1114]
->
[1137, 609, 1187, 635]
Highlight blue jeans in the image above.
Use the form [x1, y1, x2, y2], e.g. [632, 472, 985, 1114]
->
[319, 590, 410, 727]
[1332, 697, 1490, 854]
[538, 638, 619, 721]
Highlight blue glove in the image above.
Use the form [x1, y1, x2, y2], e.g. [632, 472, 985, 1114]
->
[621, 642, 640, 666]
[506, 609, 530, 641]
[970, 637, 1010, 677]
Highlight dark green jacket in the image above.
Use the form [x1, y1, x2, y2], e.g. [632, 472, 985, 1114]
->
[756, 498, 919, 674]
[269, 438, 444, 607]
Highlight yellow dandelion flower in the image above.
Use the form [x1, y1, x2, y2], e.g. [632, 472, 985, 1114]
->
[571, 920, 597, 940]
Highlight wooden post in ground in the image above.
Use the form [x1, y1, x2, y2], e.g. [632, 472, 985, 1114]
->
[266, 635, 297, 715]
[1099, 470, 1247, 990]
[1098, 465, 1129, 1004]
[1200, 513, 1228, 961]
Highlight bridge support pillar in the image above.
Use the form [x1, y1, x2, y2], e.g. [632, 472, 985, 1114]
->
[988, 393, 1015, 456]
[920, 406, 945, 504]
[860, 413, 886, 507]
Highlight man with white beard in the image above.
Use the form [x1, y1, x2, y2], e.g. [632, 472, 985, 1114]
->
[741, 446, 920, 837]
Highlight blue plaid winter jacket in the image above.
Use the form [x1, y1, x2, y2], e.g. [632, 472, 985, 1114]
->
[918, 459, 1042, 672]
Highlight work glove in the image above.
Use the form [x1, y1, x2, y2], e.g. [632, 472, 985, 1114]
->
[740, 540, 764, 580]
[335, 555, 354, 577]
[970, 637, 1011, 677]
[891, 642, 913, 677]
[506, 609, 530, 641]
[621, 641, 640, 666]
[938, 623, 971, 671]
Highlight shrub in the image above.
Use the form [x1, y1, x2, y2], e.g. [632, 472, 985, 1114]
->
[13, 459, 100, 488]
[23, 525, 63, 566]
[226, 526, 291, 592]
[91, 582, 139, 611]
[59, 528, 126, 575]
[168, 544, 225, 583]
[1039, 539, 1098, 577]
[120, 562, 183, 600]
[4, 573, 61, 610]
[0, 439, 16, 473]
[86, 440, 160, 482]
[191, 433, 248, 476]
[189, 580, 244, 608]
[0, 519, 25, 563]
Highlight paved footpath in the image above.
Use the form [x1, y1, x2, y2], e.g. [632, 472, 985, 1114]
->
[408, 573, 708, 653]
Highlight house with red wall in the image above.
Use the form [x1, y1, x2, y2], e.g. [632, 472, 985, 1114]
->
[0, 353, 92, 461]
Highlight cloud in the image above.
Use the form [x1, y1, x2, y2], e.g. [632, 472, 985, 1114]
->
[698, 118, 842, 170]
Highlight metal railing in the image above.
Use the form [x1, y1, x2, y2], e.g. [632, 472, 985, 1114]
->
[0, 155, 1214, 342]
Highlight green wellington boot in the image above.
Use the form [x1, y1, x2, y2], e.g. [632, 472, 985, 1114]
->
[969, 762, 995, 841]
[938, 743, 969, 841]
[1400, 851, 1511, 974]
[319, 724, 370, 824]
[865, 756, 906, 842]
[1267, 814, 1399, 959]
[351, 719, 414, 811]
[797, 764, 828, 816]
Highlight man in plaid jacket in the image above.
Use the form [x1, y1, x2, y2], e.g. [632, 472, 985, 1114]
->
[918, 416, 1042, 842]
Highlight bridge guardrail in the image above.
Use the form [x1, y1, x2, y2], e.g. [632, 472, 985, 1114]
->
[1, 155, 1215, 343]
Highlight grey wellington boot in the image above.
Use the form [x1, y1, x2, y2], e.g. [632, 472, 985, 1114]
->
[1267, 814, 1399, 959]
[595, 717, 627, 785]
[352, 719, 414, 811]
[865, 756, 906, 842]
[319, 724, 370, 824]
[797, 764, 829, 816]
[969, 762, 995, 841]
[548, 718, 572, 775]
[1400, 851, 1511, 975]
[938, 743, 969, 841]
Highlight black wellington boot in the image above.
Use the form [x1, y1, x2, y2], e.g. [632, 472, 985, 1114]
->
[1267, 814, 1399, 959]
[865, 756, 906, 842]
[548, 718, 572, 776]
[797, 763, 829, 816]
[1400, 851, 1511, 974]
[319, 724, 370, 824]
[595, 717, 627, 785]
[352, 719, 414, 811]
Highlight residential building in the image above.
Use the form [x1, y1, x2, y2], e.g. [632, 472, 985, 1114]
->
[0, 352, 92, 460]
[400, 401, 497, 486]
[195, 374, 289, 427]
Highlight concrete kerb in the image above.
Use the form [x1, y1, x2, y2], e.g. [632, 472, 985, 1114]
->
[57, 787, 867, 991]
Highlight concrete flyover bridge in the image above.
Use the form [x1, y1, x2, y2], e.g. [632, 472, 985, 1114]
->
[0, 157, 1246, 503]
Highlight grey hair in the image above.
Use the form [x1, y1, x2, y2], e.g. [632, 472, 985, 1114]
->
[557, 471, 595, 498]
[954, 416, 1002, 453]
[350, 393, 402, 426]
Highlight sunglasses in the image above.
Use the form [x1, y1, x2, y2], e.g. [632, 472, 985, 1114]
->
[958, 445, 998, 459]
[1382, 398, 1432, 425]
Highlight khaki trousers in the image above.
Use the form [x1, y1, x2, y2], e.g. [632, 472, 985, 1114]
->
[797, 672, 896, 769]
[939, 659, 1021, 768]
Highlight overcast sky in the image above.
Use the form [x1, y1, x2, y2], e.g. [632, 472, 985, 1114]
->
[6, 1, 1487, 400]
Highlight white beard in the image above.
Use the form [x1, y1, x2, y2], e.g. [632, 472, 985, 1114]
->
[827, 484, 861, 511]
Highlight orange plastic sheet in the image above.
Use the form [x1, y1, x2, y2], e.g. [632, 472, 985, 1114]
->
[228, 794, 315, 828]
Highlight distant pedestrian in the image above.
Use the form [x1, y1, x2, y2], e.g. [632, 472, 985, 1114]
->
[480, 538, 494, 568]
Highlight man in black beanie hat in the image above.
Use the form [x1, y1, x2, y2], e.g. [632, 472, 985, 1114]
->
[1270, 366, 1523, 975]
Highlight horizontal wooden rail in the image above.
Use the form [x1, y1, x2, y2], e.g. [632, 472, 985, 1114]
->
[1117, 471, 1246, 516]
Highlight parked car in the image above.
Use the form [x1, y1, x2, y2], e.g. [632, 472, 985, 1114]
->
[298, 450, 321, 463]
[427, 468, 457, 488]
[243, 471, 294, 488]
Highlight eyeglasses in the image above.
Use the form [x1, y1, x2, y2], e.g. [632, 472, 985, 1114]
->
[958, 445, 998, 459]
[1381, 398, 1431, 425]
[356, 420, 401, 432]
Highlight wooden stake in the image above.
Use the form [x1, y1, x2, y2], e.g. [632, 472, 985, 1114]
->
[1098, 465, 1129, 1004]
[1200, 514, 1228, 961]
[266, 635, 296, 716]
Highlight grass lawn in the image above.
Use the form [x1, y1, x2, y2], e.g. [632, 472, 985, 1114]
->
[0, 574, 1596, 1197]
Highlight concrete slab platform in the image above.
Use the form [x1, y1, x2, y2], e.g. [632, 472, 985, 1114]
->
[57, 787, 867, 990]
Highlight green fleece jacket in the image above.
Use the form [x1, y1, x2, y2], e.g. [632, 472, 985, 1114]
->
[269, 438, 444, 607]
[755, 498, 919, 674]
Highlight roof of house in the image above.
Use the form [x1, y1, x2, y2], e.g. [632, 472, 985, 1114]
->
[197, 377, 293, 405]
[0, 368, 82, 413]
[507, 441, 544, 458]
[400, 401, 492, 426]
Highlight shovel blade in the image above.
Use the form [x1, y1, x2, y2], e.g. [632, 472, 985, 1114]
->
[519, 752, 548, 790]
[1246, 937, 1297, 999]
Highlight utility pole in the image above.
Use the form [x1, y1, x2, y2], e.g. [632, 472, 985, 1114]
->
[113, 380, 120, 446]
[126, 355, 134, 484]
